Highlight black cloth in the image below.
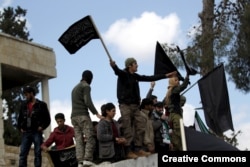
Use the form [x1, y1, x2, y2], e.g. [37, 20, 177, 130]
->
[154, 41, 184, 81]
[198, 63, 234, 135]
[185, 126, 239, 151]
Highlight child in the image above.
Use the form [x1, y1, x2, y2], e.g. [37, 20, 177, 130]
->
[97, 103, 127, 163]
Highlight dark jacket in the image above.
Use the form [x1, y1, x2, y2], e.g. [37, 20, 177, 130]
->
[151, 111, 164, 144]
[17, 99, 51, 132]
[111, 65, 166, 104]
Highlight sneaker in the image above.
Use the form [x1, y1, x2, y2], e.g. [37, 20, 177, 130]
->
[134, 149, 151, 157]
[126, 151, 138, 159]
[83, 160, 96, 167]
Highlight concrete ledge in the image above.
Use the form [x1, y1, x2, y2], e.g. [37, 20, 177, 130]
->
[3, 144, 158, 167]
[95, 154, 158, 167]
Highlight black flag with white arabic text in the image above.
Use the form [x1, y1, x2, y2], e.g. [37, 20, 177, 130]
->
[58, 15, 99, 54]
[198, 63, 234, 135]
[48, 145, 77, 167]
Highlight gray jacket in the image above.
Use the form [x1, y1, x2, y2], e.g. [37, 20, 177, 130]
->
[97, 119, 121, 159]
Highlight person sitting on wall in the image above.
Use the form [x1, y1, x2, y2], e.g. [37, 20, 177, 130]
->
[41, 113, 75, 151]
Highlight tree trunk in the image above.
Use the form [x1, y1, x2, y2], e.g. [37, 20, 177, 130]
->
[199, 0, 215, 75]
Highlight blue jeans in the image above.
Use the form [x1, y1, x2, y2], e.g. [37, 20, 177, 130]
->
[19, 131, 43, 167]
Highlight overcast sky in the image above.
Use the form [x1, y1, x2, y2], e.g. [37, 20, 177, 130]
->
[1, 0, 250, 150]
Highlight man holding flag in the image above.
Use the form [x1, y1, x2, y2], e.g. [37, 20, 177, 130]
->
[110, 58, 176, 158]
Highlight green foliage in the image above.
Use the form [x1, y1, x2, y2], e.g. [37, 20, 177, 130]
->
[3, 120, 21, 146]
[182, 0, 250, 93]
[223, 130, 242, 148]
[160, 1, 249, 145]
[0, 5, 37, 146]
[0, 6, 32, 41]
[226, 3, 250, 92]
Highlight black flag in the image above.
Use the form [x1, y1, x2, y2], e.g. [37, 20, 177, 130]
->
[198, 63, 234, 135]
[154, 41, 184, 80]
[58, 15, 99, 54]
[176, 46, 198, 75]
[185, 126, 238, 151]
[47, 145, 77, 167]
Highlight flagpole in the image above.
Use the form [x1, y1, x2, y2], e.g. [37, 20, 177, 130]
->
[181, 80, 198, 96]
[89, 16, 113, 61]
[180, 118, 187, 151]
[194, 107, 203, 110]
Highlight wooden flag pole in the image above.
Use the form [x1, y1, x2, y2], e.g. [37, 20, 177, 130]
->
[89, 15, 113, 61]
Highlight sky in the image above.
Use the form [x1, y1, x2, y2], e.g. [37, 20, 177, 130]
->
[1, 0, 250, 150]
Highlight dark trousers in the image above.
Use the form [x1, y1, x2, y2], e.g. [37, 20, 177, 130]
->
[19, 131, 43, 167]
[155, 142, 170, 155]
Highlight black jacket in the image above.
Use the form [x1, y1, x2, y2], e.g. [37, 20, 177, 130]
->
[111, 65, 166, 104]
[17, 99, 51, 132]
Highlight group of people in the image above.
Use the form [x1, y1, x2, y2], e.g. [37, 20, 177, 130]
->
[17, 56, 190, 167]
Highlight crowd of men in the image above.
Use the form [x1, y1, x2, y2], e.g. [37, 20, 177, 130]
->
[17, 57, 189, 167]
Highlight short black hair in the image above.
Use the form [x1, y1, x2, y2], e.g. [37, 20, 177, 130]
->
[154, 101, 164, 107]
[140, 98, 153, 109]
[55, 113, 65, 120]
[101, 103, 115, 117]
[23, 86, 36, 95]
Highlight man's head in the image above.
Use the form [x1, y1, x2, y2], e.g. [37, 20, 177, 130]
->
[168, 76, 180, 88]
[154, 101, 164, 115]
[140, 98, 154, 111]
[81, 70, 93, 85]
[55, 113, 65, 129]
[125, 57, 138, 73]
[23, 86, 36, 102]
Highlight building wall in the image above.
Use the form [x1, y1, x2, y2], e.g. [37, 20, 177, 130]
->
[0, 32, 57, 165]
[0, 33, 56, 77]
[4, 145, 52, 167]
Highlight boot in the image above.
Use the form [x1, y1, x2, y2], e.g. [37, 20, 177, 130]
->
[134, 149, 151, 157]
[126, 151, 138, 159]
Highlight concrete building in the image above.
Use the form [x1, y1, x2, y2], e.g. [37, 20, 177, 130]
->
[0, 32, 57, 166]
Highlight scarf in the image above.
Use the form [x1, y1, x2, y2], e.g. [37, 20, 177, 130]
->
[152, 111, 171, 144]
